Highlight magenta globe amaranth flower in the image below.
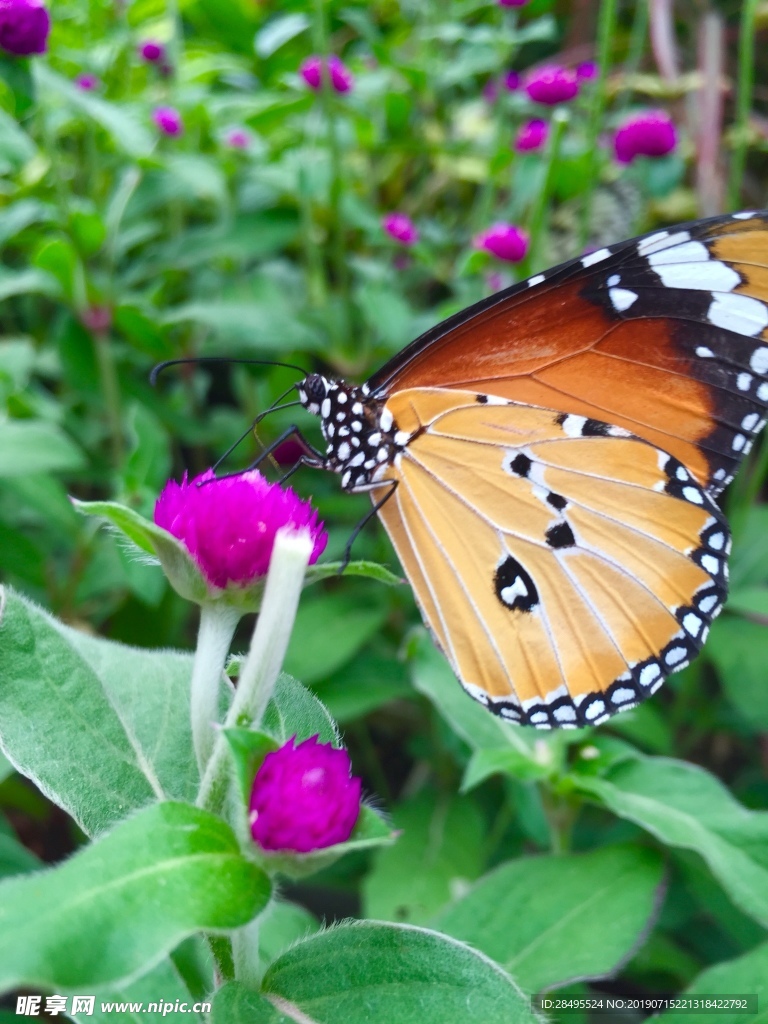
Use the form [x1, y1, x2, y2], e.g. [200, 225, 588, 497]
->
[75, 73, 100, 91]
[504, 70, 521, 92]
[614, 110, 677, 164]
[515, 118, 548, 152]
[250, 736, 361, 853]
[139, 39, 165, 63]
[525, 65, 579, 105]
[498, 0, 529, 6]
[225, 127, 250, 149]
[474, 223, 529, 263]
[0, 0, 50, 56]
[154, 469, 327, 589]
[576, 61, 598, 81]
[153, 105, 183, 137]
[382, 212, 418, 246]
[300, 54, 354, 94]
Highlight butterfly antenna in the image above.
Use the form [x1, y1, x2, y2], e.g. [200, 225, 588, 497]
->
[149, 355, 310, 386]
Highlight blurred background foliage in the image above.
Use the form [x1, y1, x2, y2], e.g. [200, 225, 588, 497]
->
[3, 0, 768, 1015]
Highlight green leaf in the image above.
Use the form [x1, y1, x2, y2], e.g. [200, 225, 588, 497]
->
[284, 593, 388, 685]
[707, 615, 768, 729]
[257, 900, 319, 972]
[213, 922, 539, 1024]
[261, 673, 340, 747]
[0, 199, 56, 246]
[657, 938, 768, 1023]
[255, 13, 311, 57]
[433, 845, 664, 993]
[363, 790, 485, 924]
[161, 301, 319, 352]
[73, 498, 211, 606]
[0, 831, 41, 878]
[68, 958, 199, 1024]
[0, 266, 60, 303]
[569, 753, 768, 927]
[35, 66, 154, 158]
[462, 746, 554, 790]
[224, 727, 279, 803]
[304, 560, 402, 588]
[0, 420, 84, 477]
[0, 802, 270, 992]
[408, 631, 549, 762]
[0, 588, 200, 836]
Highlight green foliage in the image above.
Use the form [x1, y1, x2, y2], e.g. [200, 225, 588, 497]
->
[1, 0, 768, 1016]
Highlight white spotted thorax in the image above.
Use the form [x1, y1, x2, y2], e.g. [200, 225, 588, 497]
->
[297, 374, 407, 490]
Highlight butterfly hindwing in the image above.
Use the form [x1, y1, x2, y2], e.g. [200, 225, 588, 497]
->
[376, 388, 729, 727]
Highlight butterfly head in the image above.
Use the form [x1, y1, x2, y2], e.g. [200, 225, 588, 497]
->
[297, 373, 408, 490]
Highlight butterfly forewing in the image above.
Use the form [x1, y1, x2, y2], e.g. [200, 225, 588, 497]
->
[369, 212, 768, 496]
[376, 388, 728, 727]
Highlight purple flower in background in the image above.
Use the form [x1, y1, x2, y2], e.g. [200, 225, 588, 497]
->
[225, 127, 250, 149]
[382, 212, 419, 246]
[75, 73, 100, 91]
[498, 0, 529, 6]
[515, 118, 548, 152]
[614, 110, 677, 163]
[482, 79, 499, 103]
[152, 105, 183, 137]
[139, 39, 165, 63]
[524, 65, 579, 105]
[300, 54, 354, 94]
[250, 736, 361, 853]
[503, 70, 521, 91]
[474, 223, 529, 263]
[576, 61, 598, 80]
[0, 0, 50, 56]
[154, 469, 327, 589]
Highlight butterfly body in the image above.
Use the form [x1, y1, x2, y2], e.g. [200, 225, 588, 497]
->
[296, 211, 768, 728]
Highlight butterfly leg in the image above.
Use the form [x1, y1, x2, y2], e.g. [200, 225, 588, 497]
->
[339, 478, 398, 573]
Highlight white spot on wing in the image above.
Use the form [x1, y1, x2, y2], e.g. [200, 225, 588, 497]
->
[609, 287, 638, 311]
[758, 382, 768, 401]
[742, 412, 760, 431]
[708, 294, 768, 337]
[527, 274, 545, 287]
[560, 414, 587, 437]
[637, 230, 689, 256]
[379, 408, 394, 431]
[696, 346, 714, 358]
[732, 433, 746, 451]
[647, 239, 709, 265]
[581, 248, 611, 267]
[750, 346, 768, 374]
[651, 259, 740, 292]
[683, 486, 703, 504]
[733, 211, 756, 220]
[737, 372, 753, 391]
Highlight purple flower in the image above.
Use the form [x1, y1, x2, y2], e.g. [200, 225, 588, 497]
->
[249, 736, 361, 853]
[0, 0, 50, 56]
[225, 128, 250, 149]
[482, 79, 499, 103]
[382, 212, 418, 246]
[503, 70, 520, 91]
[75, 73, 100, 91]
[474, 223, 529, 263]
[498, 0, 529, 6]
[614, 110, 677, 164]
[524, 65, 579, 105]
[299, 54, 354, 94]
[152, 105, 183, 137]
[154, 469, 327, 589]
[577, 61, 598, 80]
[515, 118, 548, 152]
[139, 39, 165, 63]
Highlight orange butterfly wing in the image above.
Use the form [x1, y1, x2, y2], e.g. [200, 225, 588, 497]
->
[369, 212, 768, 496]
[376, 388, 728, 727]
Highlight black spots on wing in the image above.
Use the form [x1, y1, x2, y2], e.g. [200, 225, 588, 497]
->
[546, 491, 567, 511]
[494, 556, 538, 612]
[582, 418, 612, 437]
[509, 453, 532, 478]
[476, 393, 489, 404]
[546, 521, 576, 549]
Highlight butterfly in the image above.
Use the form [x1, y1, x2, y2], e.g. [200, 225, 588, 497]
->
[291, 211, 768, 729]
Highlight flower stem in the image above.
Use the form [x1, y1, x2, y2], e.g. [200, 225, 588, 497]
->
[232, 916, 262, 987]
[726, 0, 758, 210]
[197, 528, 314, 811]
[526, 108, 568, 273]
[190, 602, 241, 776]
[579, 0, 619, 249]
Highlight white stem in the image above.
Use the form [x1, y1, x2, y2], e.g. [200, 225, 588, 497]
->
[197, 527, 313, 809]
[232, 915, 263, 987]
[190, 603, 241, 776]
